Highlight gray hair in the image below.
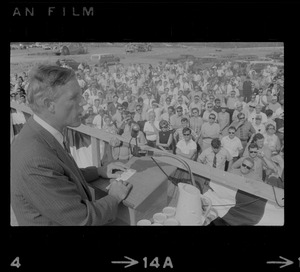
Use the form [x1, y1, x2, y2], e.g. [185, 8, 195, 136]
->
[26, 64, 76, 113]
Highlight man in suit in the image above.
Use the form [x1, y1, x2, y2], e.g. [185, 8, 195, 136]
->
[11, 64, 132, 226]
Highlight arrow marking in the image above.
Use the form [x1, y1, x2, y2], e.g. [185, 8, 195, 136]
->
[112, 256, 139, 268]
[267, 256, 294, 268]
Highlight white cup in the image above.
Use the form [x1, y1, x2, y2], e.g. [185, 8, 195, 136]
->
[153, 213, 167, 224]
[137, 219, 151, 226]
[163, 218, 179, 226]
[162, 207, 176, 218]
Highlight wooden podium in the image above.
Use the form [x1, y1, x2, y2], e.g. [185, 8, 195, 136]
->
[88, 156, 177, 225]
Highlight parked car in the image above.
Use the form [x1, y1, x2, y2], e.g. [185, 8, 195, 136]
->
[54, 43, 88, 56]
[91, 53, 120, 68]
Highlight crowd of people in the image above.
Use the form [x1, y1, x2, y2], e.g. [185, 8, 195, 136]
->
[10, 56, 284, 188]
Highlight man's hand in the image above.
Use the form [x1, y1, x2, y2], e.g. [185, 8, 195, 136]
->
[98, 162, 129, 179]
[257, 150, 265, 159]
[108, 180, 133, 203]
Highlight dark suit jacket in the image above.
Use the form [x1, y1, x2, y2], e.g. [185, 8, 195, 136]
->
[11, 117, 119, 226]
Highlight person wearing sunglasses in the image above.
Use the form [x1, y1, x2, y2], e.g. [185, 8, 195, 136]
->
[133, 105, 147, 123]
[230, 157, 260, 180]
[229, 112, 256, 153]
[231, 142, 276, 181]
[197, 138, 232, 171]
[173, 117, 198, 146]
[221, 126, 243, 170]
[175, 127, 197, 160]
[199, 113, 220, 151]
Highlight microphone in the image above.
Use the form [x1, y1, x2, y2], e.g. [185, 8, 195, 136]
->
[131, 123, 140, 138]
[129, 123, 146, 157]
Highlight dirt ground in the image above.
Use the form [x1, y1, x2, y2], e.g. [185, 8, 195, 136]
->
[10, 44, 283, 75]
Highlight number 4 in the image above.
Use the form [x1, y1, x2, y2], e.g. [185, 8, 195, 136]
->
[150, 257, 160, 268]
[11, 257, 21, 268]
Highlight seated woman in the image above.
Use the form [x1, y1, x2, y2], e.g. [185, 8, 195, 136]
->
[156, 120, 173, 152]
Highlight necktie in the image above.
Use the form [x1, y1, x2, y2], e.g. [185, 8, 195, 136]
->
[63, 130, 72, 155]
[213, 153, 217, 168]
[63, 137, 71, 155]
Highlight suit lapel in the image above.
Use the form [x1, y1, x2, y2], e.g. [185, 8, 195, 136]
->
[27, 117, 92, 200]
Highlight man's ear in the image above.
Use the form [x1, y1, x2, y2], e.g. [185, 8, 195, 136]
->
[42, 98, 55, 113]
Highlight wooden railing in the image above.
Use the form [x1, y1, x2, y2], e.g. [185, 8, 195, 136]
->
[10, 101, 284, 207]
